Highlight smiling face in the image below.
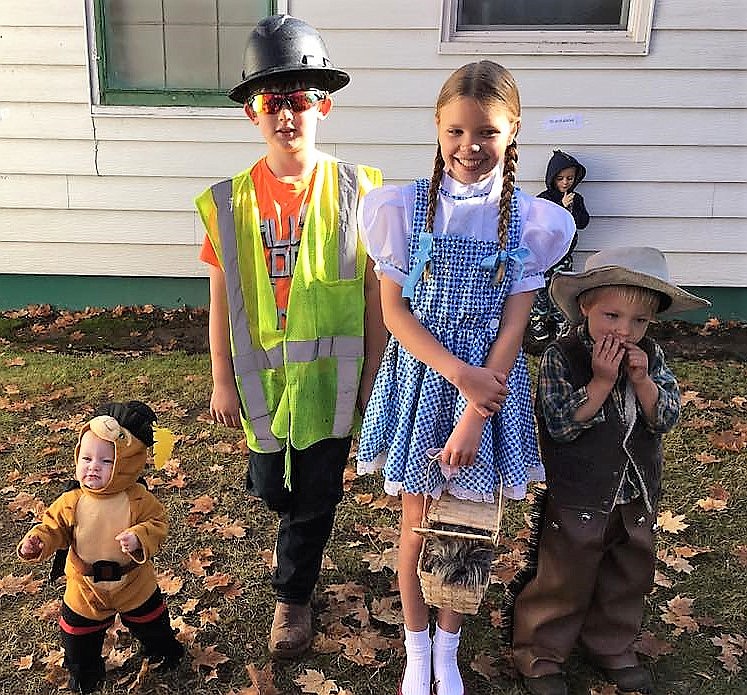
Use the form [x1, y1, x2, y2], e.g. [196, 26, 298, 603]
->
[75, 430, 115, 490]
[580, 286, 658, 345]
[554, 166, 577, 193]
[436, 96, 518, 185]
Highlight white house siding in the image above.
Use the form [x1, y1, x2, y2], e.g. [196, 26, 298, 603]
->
[0, 0, 745, 287]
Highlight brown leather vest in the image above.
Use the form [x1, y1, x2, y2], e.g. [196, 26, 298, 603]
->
[535, 333, 663, 513]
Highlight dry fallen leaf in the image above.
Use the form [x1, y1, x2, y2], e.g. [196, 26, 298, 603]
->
[189, 494, 217, 514]
[696, 496, 727, 512]
[246, 662, 281, 695]
[632, 630, 674, 659]
[203, 572, 232, 591]
[660, 595, 700, 635]
[184, 548, 214, 576]
[656, 510, 689, 534]
[732, 545, 747, 567]
[172, 616, 199, 645]
[710, 633, 745, 675]
[295, 668, 340, 695]
[370, 595, 402, 625]
[0, 572, 44, 597]
[156, 570, 184, 596]
[190, 643, 230, 672]
[470, 651, 499, 680]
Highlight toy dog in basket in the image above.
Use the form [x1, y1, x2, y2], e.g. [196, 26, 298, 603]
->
[414, 484, 504, 616]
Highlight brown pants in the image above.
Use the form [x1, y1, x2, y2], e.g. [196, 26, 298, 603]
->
[512, 496, 655, 677]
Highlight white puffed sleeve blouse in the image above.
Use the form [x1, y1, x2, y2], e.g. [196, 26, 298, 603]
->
[358, 170, 575, 294]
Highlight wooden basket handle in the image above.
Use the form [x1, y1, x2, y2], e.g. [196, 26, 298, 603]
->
[418, 449, 505, 546]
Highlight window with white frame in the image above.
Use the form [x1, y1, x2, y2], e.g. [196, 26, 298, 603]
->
[91, 0, 276, 106]
[440, 0, 655, 55]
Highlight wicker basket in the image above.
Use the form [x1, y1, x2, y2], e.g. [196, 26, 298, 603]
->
[414, 488, 504, 615]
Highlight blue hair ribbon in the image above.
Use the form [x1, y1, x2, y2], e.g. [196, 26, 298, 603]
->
[402, 232, 433, 300]
[479, 246, 530, 285]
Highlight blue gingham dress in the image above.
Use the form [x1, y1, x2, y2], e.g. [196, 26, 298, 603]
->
[358, 179, 543, 502]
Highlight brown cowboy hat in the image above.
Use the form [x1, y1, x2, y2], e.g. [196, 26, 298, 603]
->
[550, 246, 710, 324]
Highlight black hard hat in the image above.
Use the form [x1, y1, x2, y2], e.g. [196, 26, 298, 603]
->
[228, 14, 350, 104]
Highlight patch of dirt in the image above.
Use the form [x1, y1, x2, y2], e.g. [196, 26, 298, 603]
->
[524, 318, 747, 362]
[2, 305, 746, 362]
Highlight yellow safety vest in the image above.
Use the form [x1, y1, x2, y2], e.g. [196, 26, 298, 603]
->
[196, 156, 382, 453]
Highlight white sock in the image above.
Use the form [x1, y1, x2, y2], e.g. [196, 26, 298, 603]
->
[402, 626, 431, 695]
[432, 625, 463, 695]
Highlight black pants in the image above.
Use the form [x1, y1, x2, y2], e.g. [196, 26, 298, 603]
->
[529, 254, 574, 338]
[60, 589, 182, 692]
[246, 436, 351, 605]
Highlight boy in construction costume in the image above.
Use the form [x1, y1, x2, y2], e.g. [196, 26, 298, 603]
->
[195, 15, 385, 659]
[18, 401, 183, 694]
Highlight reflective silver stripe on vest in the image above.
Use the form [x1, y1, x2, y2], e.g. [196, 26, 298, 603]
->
[332, 353, 360, 437]
[211, 179, 283, 452]
[333, 163, 362, 435]
[285, 336, 363, 363]
[337, 162, 358, 280]
[286, 334, 363, 437]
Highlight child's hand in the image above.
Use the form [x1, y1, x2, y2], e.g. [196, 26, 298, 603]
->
[591, 334, 625, 385]
[562, 192, 575, 208]
[454, 365, 508, 418]
[623, 341, 650, 384]
[441, 408, 487, 468]
[210, 382, 242, 428]
[20, 535, 43, 559]
[115, 531, 141, 554]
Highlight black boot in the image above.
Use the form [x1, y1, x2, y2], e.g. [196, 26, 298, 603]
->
[122, 590, 184, 670]
[67, 661, 105, 694]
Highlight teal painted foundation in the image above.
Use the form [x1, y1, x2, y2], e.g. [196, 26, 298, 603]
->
[0, 275, 209, 310]
[0, 275, 744, 322]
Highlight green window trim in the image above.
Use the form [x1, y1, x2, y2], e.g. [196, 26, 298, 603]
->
[92, 0, 276, 107]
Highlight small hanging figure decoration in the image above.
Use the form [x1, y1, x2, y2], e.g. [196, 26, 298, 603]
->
[422, 259, 432, 283]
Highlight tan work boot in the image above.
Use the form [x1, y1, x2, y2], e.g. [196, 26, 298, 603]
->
[268, 601, 312, 659]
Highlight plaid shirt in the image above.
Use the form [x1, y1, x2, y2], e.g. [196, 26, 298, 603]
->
[538, 325, 680, 505]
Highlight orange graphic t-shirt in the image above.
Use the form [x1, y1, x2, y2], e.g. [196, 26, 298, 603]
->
[200, 158, 316, 330]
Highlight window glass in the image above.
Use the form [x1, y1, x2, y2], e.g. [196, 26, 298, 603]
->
[442, 0, 653, 55]
[457, 0, 630, 30]
[96, 0, 273, 105]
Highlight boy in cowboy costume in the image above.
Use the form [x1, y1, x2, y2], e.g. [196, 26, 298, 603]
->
[17, 401, 183, 694]
[195, 15, 384, 659]
[506, 247, 709, 695]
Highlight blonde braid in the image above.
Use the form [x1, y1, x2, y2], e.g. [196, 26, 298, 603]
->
[498, 139, 518, 250]
[425, 147, 445, 234]
[492, 139, 518, 284]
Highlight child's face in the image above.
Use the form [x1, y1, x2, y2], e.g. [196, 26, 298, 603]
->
[437, 97, 518, 185]
[76, 430, 115, 490]
[580, 288, 655, 346]
[554, 167, 576, 193]
[244, 86, 331, 157]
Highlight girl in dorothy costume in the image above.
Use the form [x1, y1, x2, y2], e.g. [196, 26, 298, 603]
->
[356, 61, 574, 695]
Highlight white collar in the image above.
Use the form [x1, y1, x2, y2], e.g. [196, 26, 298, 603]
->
[440, 168, 504, 204]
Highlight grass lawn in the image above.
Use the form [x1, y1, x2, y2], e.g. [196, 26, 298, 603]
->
[0, 323, 745, 694]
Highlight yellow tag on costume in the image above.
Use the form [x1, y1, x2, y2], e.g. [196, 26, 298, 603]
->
[152, 426, 175, 470]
